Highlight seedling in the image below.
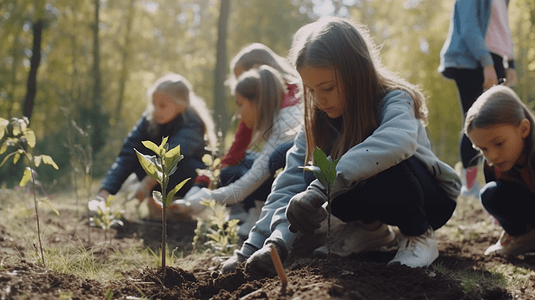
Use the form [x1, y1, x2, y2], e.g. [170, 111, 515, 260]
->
[89, 195, 124, 241]
[196, 153, 222, 189]
[191, 199, 239, 255]
[134, 137, 189, 283]
[300, 147, 339, 259]
[0, 117, 59, 267]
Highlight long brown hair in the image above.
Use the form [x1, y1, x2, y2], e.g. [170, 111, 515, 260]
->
[464, 85, 535, 178]
[288, 17, 427, 162]
[234, 65, 285, 146]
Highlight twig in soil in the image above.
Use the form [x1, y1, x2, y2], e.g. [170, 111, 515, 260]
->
[239, 289, 264, 300]
[269, 244, 288, 289]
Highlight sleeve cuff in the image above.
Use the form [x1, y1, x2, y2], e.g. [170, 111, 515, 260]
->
[194, 175, 210, 188]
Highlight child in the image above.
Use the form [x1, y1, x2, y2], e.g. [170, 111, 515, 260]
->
[174, 65, 303, 234]
[224, 17, 461, 275]
[464, 85, 535, 256]
[95, 73, 217, 220]
[438, 0, 517, 198]
[183, 43, 302, 238]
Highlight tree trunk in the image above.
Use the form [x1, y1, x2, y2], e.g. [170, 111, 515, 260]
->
[213, 0, 230, 152]
[23, 19, 43, 122]
[115, 0, 136, 122]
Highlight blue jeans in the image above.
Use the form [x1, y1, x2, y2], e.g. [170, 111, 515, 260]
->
[219, 141, 294, 211]
[481, 180, 535, 236]
[305, 156, 456, 236]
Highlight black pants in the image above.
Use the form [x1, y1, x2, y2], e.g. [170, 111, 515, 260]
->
[481, 180, 535, 236]
[305, 156, 456, 236]
[445, 53, 506, 168]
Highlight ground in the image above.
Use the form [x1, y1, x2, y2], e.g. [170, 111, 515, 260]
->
[1, 194, 534, 300]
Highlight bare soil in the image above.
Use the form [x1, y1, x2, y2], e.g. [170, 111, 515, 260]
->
[1, 196, 534, 300]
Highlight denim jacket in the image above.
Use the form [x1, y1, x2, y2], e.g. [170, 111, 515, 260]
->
[438, 0, 511, 73]
[100, 107, 208, 195]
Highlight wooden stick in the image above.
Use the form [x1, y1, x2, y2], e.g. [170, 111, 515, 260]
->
[269, 244, 288, 289]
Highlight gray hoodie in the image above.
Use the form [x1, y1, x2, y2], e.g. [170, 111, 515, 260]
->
[237, 89, 461, 259]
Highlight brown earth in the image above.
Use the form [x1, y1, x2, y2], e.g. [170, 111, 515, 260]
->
[1, 196, 534, 300]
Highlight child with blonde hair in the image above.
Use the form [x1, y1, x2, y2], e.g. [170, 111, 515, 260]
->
[95, 73, 216, 219]
[464, 85, 535, 256]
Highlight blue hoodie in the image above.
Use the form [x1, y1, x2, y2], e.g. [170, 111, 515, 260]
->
[438, 0, 511, 72]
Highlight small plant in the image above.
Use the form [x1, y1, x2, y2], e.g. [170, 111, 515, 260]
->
[192, 199, 239, 255]
[196, 153, 222, 189]
[301, 147, 339, 258]
[0, 117, 59, 267]
[134, 137, 189, 282]
[89, 195, 124, 241]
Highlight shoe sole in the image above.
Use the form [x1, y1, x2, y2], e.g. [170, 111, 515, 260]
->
[313, 227, 396, 257]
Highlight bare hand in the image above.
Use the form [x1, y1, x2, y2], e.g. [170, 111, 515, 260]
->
[483, 65, 498, 90]
[505, 68, 517, 87]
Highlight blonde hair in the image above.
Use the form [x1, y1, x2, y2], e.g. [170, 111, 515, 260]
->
[288, 17, 428, 162]
[465, 85, 535, 176]
[145, 73, 217, 148]
[226, 43, 301, 95]
[234, 65, 285, 146]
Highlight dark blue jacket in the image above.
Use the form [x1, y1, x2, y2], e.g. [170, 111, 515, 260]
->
[100, 107, 208, 195]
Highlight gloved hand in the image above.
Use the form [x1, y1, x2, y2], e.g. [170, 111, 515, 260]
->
[245, 241, 288, 278]
[220, 253, 246, 274]
[286, 183, 328, 235]
[169, 187, 213, 215]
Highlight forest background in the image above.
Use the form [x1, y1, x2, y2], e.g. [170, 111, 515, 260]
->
[1, 0, 535, 191]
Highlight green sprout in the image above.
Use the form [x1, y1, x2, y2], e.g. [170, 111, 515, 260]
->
[191, 199, 239, 255]
[0, 117, 59, 267]
[134, 137, 189, 283]
[300, 147, 340, 259]
[89, 195, 124, 241]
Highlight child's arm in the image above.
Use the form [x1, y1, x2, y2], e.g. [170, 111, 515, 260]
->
[220, 121, 252, 167]
[238, 129, 308, 260]
[328, 90, 422, 198]
[166, 110, 206, 158]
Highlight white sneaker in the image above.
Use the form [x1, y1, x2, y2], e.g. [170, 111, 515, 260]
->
[237, 200, 263, 240]
[313, 220, 396, 258]
[388, 227, 438, 268]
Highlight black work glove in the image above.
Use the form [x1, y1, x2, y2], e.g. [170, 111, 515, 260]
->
[286, 183, 328, 235]
[245, 241, 288, 278]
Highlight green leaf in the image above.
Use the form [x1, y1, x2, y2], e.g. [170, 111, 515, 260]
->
[39, 199, 60, 216]
[202, 153, 213, 166]
[313, 147, 329, 175]
[23, 128, 36, 148]
[34, 156, 42, 167]
[165, 144, 181, 160]
[166, 178, 190, 205]
[135, 149, 159, 181]
[13, 152, 21, 165]
[142, 140, 160, 156]
[152, 191, 163, 206]
[0, 142, 7, 154]
[0, 152, 16, 168]
[20, 168, 32, 186]
[41, 155, 59, 170]
[159, 136, 169, 150]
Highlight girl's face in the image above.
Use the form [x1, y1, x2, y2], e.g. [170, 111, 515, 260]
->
[235, 92, 258, 130]
[152, 92, 186, 125]
[467, 119, 531, 172]
[298, 65, 345, 118]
